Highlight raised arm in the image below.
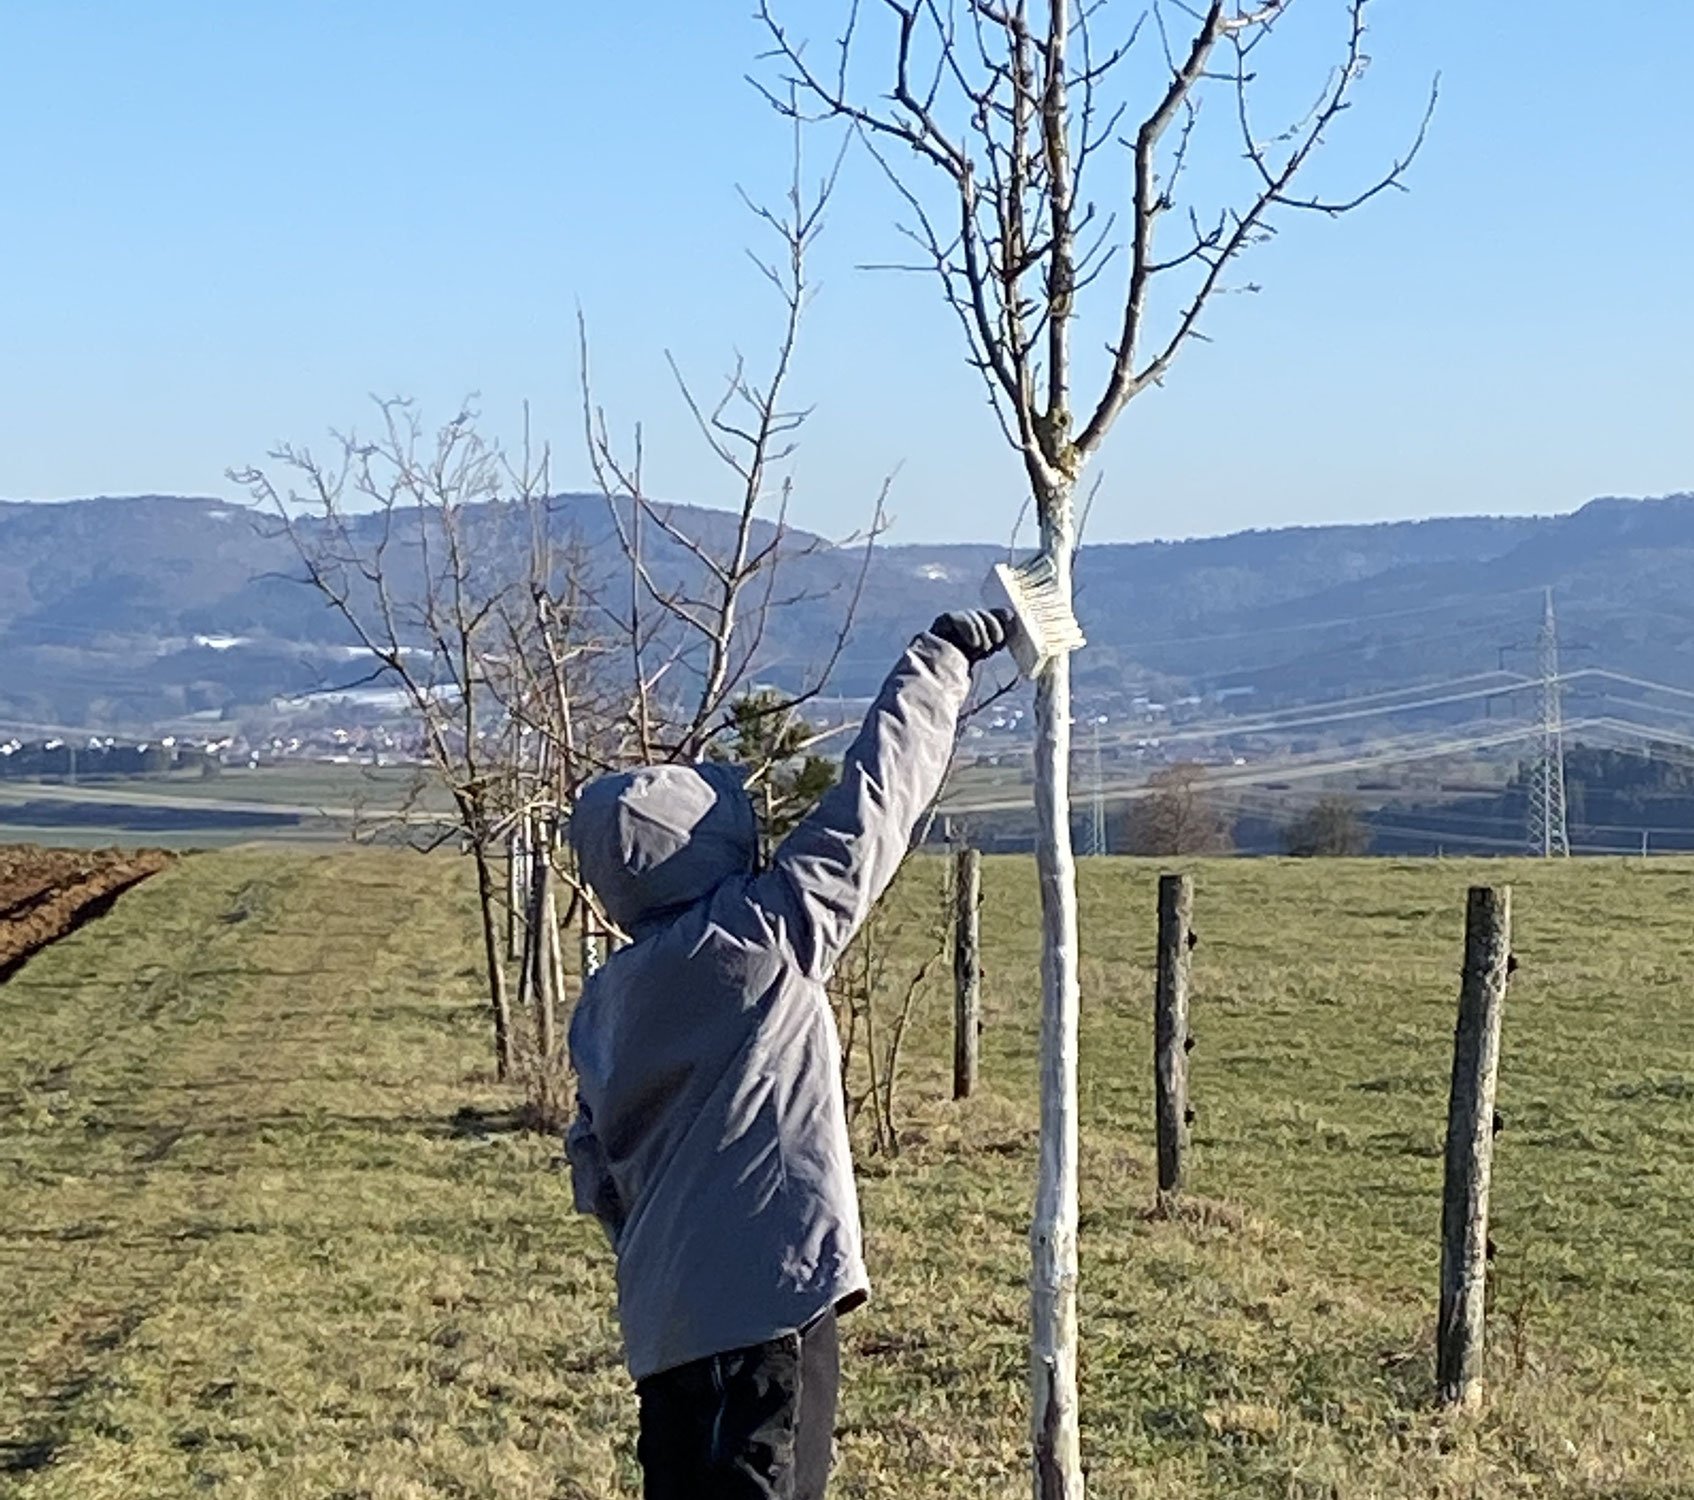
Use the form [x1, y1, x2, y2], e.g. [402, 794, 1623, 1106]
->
[754, 612, 1008, 978]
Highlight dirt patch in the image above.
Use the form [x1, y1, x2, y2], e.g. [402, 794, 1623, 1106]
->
[0, 845, 174, 980]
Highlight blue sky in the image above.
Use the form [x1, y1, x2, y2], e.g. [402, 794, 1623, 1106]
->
[1, 2, 1688, 544]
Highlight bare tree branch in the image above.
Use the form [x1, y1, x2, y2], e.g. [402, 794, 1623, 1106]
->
[580, 101, 889, 765]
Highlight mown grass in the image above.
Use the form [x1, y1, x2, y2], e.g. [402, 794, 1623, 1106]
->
[2, 850, 1691, 1497]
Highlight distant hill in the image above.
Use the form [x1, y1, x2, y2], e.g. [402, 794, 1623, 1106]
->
[2, 490, 1693, 730]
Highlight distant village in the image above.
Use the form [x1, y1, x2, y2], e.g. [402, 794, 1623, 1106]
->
[0, 720, 425, 780]
[0, 682, 1257, 786]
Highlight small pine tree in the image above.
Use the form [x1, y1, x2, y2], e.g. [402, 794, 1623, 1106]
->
[711, 690, 838, 851]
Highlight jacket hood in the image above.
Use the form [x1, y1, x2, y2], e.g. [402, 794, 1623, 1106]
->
[569, 762, 758, 932]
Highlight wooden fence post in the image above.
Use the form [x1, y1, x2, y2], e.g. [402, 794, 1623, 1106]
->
[1154, 873, 1194, 1199]
[952, 845, 982, 1100]
[1438, 884, 1512, 1408]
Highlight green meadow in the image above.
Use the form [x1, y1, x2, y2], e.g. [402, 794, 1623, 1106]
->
[2, 850, 1690, 1497]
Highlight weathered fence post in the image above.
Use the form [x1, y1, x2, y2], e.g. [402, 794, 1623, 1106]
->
[952, 845, 982, 1100]
[1154, 873, 1194, 1199]
[1438, 884, 1512, 1408]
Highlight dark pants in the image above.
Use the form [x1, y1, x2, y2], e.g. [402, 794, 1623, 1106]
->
[636, 1310, 839, 1500]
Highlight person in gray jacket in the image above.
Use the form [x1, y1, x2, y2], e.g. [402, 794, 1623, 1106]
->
[566, 609, 1013, 1500]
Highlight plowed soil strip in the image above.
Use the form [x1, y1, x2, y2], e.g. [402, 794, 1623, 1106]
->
[0, 847, 173, 979]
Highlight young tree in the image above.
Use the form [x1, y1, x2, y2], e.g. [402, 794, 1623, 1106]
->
[711, 687, 841, 848]
[232, 403, 570, 1083]
[757, 2, 1431, 1490]
[233, 129, 887, 1120]
[578, 118, 883, 770]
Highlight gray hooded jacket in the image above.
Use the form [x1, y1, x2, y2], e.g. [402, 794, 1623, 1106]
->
[565, 631, 972, 1380]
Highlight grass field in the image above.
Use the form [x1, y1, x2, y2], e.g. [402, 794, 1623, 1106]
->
[2, 850, 1691, 1497]
[0, 764, 423, 809]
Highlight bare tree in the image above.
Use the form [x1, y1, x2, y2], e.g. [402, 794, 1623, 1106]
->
[231, 126, 892, 1124]
[490, 508, 629, 1126]
[235, 403, 528, 1077]
[579, 116, 885, 768]
[756, 2, 1431, 1490]
[1122, 761, 1234, 854]
[1282, 792, 1369, 856]
[829, 869, 952, 1156]
[231, 402, 585, 1085]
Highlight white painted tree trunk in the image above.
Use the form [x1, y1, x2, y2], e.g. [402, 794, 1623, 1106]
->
[1029, 513, 1083, 1499]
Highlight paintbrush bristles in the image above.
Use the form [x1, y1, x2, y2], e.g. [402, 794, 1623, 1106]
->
[983, 557, 1086, 680]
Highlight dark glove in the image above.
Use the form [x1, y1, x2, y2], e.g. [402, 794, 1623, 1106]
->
[929, 608, 1015, 665]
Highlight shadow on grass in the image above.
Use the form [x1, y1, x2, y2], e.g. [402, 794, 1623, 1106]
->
[449, 1104, 531, 1139]
[0, 1437, 57, 1475]
[222, 1104, 536, 1142]
[67, 1105, 538, 1147]
[0, 1306, 152, 1480]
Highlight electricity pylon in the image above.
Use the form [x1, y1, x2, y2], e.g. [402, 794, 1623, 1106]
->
[1526, 587, 1571, 857]
[1089, 722, 1107, 856]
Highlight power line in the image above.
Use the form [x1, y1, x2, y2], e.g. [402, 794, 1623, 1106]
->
[1573, 668, 1694, 705]
[1578, 695, 1694, 728]
[1144, 677, 1533, 746]
[1581, 718, 1694, 757]
[982, 707, 1694, 820]
[1112, 658, 1694, 752]
[958, 722, 1550, 815]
